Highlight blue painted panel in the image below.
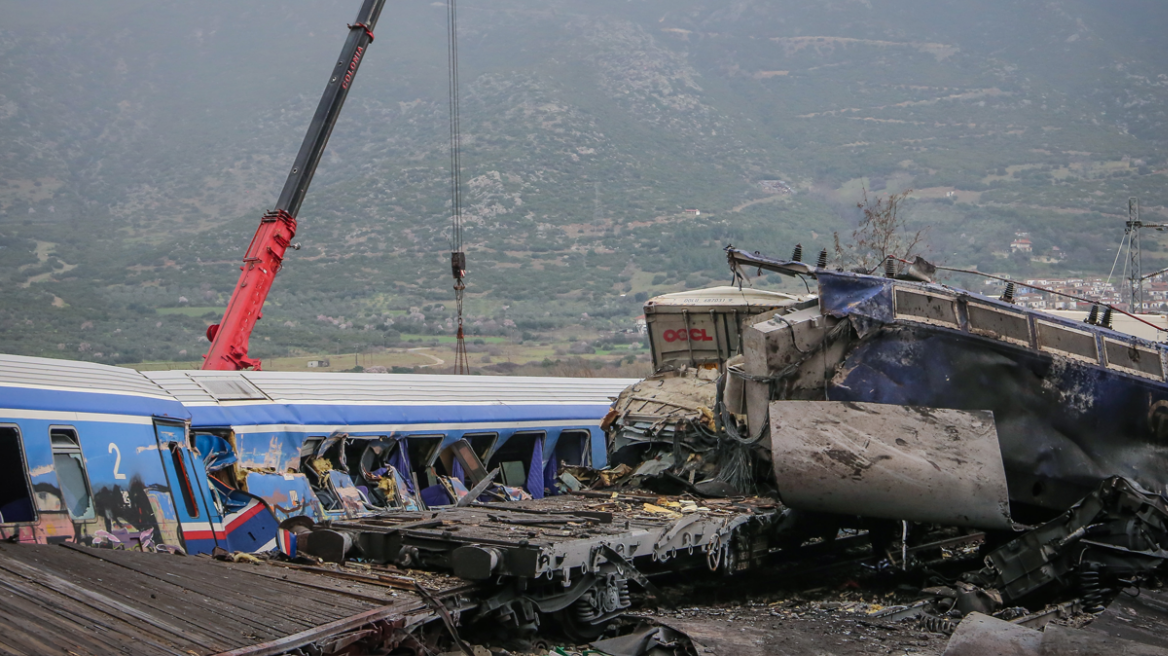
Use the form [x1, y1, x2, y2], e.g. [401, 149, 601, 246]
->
[154, 421, 221, 554]
[0, 414, 184, 545]
[246, 472, 324, 522]
[818, 271, 896, 333]
[829, 324, 1168, 511]
[0, 386, 188, 419]
[187, 402, 613, 429]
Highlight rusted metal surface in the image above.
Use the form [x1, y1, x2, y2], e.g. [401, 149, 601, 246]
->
[0, 542, 448, 656]
[769, 401, 1015, 530]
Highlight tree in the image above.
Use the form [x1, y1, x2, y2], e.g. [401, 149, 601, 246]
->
[834, 187, 925, 271]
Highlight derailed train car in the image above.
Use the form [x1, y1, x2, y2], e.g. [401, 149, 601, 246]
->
[143, 370, 635, 523]
[0, 354, 277, 554]
[0, 353, 633, 555]
[724, 247, 1168, 525]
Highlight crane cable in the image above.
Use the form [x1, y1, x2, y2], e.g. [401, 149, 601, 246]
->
[447, 0, 470, 375]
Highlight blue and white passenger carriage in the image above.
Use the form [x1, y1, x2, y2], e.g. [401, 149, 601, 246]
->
[0, 353, 633, 554]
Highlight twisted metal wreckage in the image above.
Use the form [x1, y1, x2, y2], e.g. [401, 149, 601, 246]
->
[12, 246, 1168, 655]
[254, 244, 1168, 652]
[594, 246, 1168, 647]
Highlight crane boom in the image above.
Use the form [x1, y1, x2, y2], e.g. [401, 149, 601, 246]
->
[202, 0, 387, 370]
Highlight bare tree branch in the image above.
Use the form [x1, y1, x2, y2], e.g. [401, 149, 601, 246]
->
[833, 186, 926, 271]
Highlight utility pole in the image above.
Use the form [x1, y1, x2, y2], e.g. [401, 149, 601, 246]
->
[1126, 198, 1168, 313]
[1128, 198, 1141, 311]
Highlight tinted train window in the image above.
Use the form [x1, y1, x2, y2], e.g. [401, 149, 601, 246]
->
[50, 428, 95, 521]
[0, 426, 36, 524]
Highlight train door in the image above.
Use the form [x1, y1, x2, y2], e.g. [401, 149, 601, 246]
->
[154, 420, 223, 554]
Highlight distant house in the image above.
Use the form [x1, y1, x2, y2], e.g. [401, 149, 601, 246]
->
[1011, 238, 1032, 253]
[683, 209, 701, 216]
[634, 315, 648, 335]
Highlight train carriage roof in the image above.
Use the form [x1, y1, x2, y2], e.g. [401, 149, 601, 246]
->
[144, 370, 637, 406]
[0, 354, 187, 417]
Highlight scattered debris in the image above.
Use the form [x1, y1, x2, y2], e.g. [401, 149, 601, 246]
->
[20, 244, 1168, 653]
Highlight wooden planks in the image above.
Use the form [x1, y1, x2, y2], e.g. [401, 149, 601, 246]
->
[0, 543, 432, 656]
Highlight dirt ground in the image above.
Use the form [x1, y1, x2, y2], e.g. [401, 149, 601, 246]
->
[639, 607, 949, 656]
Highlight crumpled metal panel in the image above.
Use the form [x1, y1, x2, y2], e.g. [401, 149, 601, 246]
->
[770, 400, 1015, 530]
[816, 272, 896, 337]
[828, 325, 1168, 513]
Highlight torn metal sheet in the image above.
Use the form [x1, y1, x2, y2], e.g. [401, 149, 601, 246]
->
[972, 476, 1168, 604]
[769, 401, 1015, 530]
[941, 612, 1041, 656]
[733, 246, 1168, 516]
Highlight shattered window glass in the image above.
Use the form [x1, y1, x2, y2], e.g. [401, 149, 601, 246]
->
[488, 431, 545, 491]
[462, 432, 499, 463]
[555, 430, 591, 468]
[50, 428, 95, 521]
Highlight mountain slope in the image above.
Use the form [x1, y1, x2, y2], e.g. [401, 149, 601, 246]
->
[1, 0, 1165, 363]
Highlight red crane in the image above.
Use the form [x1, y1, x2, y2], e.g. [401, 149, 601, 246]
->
[202, 0, 386, 370]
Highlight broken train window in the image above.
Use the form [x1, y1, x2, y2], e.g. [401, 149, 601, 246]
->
[488, 431, 547, 496]
[554, 430, 592, 469]
[461, 432, 499, 465]
[50, 427, 95, 521]
[0, 425, 36, 524]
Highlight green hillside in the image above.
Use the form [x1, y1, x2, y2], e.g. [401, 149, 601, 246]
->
[1, 0, 1166, 366]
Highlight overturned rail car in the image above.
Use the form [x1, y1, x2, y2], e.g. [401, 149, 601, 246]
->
[726, 248, 1168, 523]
